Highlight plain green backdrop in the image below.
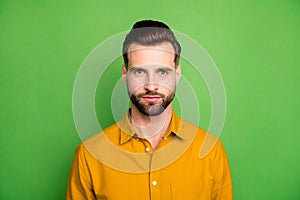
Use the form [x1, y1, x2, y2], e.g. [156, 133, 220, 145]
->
[1, 0, 299, 199]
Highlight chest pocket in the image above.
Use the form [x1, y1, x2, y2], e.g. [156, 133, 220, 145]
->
[171, 178, 213, 200]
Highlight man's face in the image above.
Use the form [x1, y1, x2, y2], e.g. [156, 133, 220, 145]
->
[122, 42, 181, 116]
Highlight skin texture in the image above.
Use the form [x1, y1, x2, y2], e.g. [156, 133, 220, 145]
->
[122, 42, 181, 149]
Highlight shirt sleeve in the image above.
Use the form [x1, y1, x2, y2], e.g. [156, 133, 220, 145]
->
[211, 140, 233, 200]
[66, 144, 96, 200]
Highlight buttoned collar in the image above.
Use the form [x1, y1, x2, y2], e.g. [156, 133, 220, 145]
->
[117, 110, 186, 145]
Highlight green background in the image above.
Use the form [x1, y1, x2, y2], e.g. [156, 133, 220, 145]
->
[1, 0, 299, 199]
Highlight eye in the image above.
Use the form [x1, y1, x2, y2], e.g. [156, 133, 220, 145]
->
[159, 69, 167, 76]
[134, 69, 145, 75]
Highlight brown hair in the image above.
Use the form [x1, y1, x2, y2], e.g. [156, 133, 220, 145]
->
[122, 20, 181, 68]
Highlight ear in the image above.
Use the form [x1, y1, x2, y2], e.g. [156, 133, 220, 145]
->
[175, 65, 181, 85]
[122, 64, 127, 83]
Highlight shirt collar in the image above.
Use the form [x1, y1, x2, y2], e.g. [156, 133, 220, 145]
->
[117, 110, 186, 145]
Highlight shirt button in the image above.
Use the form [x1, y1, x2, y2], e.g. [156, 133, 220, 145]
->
[152, 180, 157, 186]
[145, 147, 150, 152]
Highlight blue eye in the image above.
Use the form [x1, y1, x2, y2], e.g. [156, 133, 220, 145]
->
[134, 69, 144, 75]
[159, 70, 167, 75]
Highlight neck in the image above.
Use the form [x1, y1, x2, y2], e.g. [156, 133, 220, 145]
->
[130, 104, 173, 149]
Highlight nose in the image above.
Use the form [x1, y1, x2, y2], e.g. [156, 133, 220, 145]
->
[144, 81, 158, 91]
[144, 73, 158, 91]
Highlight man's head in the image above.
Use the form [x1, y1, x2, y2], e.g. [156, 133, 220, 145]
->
[122, 20, 181, 116]
[122, 20, 181, 69]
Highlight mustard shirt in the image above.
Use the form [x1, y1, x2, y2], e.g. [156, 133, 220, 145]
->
[66, 111, 233, 200]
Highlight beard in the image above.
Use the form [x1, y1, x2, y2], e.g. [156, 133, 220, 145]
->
[129, 90, 175, 116]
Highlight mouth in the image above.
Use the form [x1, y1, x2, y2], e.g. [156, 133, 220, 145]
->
[141, 95, 162, 102]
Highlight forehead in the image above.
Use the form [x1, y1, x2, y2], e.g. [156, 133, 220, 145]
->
[127, 42, 175, 68]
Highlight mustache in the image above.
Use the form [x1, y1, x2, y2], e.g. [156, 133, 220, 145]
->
[136, 91, 165, 98]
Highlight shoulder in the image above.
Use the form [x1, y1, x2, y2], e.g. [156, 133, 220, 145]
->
[72, 123, 120, 159]
[179, 118, 225, 159]
[83, 123, 120, 146]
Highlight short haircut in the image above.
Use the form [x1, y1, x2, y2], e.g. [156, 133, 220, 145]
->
[122, 20, 181, 68]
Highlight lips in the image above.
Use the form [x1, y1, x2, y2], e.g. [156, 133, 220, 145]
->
[141, 95, 162, 102]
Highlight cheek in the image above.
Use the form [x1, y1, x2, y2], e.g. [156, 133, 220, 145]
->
[163, 85, 176, 94]
[159, 78, 177, 91]
[127, 79, 144, 94]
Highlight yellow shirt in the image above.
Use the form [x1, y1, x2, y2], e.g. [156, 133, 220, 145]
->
[66, 111, 232, 200]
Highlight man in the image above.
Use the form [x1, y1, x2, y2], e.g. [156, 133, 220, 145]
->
[67, 20, 232, 200]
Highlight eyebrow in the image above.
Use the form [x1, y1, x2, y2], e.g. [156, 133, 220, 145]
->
[156, 67, 174, 72]
[128, 66, 144, 72]
[128, 66, 174, 72]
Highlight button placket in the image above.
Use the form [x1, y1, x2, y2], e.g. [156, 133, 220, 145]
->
[152, 180, 157, 186]
[149, 167, 160, 199]
[145, 147, 150, 152]
[148, 153, 161, 199]
[143, 140, 152, 153]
